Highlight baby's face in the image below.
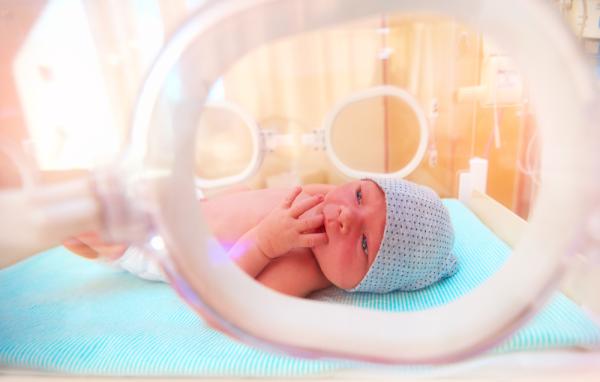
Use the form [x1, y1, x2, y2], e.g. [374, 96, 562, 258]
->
[311, 180, 386, 289]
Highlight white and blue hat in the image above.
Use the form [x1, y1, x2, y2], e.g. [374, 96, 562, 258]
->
[348, 178, 458, 293]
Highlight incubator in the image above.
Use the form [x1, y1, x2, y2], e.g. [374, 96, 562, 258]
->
[1, 0, 600, 379]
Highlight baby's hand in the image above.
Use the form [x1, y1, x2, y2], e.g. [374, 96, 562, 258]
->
[256, 186, 327, 259]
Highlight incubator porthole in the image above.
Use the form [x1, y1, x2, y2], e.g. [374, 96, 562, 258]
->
[3, 0, 596, 373]
[193, 101, 262, 189]
[122, 0, 596, 362]
[194, 103, 254, 180]
[326, 86, 429, 180]
[0, 0, 600, 379]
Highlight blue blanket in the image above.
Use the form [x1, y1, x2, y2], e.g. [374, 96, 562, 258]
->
[1, 200, 599, 376]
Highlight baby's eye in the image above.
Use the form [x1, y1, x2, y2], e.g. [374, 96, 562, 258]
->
[356, 188, 362, 205]
[361, 234, 368, 255]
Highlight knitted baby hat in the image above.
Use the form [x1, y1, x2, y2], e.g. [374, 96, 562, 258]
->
[348, 178, 458, 293]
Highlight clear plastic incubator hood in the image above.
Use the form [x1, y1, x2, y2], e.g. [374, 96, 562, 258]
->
[1, 0, 600, 370]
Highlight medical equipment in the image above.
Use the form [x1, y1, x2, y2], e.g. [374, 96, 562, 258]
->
[1, 0, 600, 376]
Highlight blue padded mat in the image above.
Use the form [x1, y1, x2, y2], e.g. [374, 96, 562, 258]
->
[1, 199, 599, 376]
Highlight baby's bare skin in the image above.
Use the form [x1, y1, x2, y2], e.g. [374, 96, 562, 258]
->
[200, 185, 334, 296]
[65, 185, 335, 297]
[64, 181, 385, 297]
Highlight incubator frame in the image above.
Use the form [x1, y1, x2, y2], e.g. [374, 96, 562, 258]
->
[119, 0, 600, 364]
[1, 0, 597, 365]
[121, 0, 600, 364]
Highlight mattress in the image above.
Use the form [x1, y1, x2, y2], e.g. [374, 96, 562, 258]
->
[1, 199, 599, 377]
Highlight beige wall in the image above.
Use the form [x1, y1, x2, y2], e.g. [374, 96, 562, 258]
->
[2, 3, 539, 218]
[218, 15, 539, 218]
[220, 18, 384, 188]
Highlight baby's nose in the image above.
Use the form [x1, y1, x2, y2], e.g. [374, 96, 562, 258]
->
[323, 204, 340, 223]
[338, 206, 356, 234]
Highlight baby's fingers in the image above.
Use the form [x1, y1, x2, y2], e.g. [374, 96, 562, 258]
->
[298, 233, 328, 248]
[290, 194, 323, 217]
[281, 186, 302, 208]
[298, 214, 324, 232]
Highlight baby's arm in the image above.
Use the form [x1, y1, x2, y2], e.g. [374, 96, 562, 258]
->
[63, 186, 328, 288]
[257, 249, 331, 297]
[228, 227, 271, 278]
[230, 187, 326, 278]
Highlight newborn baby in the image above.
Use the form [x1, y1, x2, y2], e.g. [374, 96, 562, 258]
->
[326, 177, 458, 293]
[64, 178, 458, 296]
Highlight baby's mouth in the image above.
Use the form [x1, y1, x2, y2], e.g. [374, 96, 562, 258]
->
[307, 223, 326, 234]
